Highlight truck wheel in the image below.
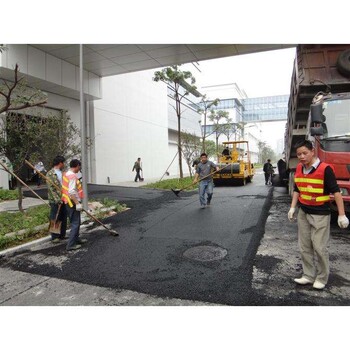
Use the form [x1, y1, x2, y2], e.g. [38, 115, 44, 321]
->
[337, 49, 350, 77]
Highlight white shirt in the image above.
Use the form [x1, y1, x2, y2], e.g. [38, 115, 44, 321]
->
[303, 157, 320, 174]
[54, 168, 63, 184]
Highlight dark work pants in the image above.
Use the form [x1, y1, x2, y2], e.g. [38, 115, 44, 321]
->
[134, 170, 141, 181]
[66, 204, 81, 249]
[264, 172, 270, 184]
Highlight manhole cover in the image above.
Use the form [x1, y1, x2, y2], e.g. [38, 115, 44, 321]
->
[183, 245, 227, 262]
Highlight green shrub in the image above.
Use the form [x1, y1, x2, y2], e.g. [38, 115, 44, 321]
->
[0, 188, 19, 201]
[142, 177, 198, 191]
[0, 205, 50, 236]
[97, 198, 127, 212]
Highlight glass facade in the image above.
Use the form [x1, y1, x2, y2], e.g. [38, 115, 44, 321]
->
[242, 95, 288, 122]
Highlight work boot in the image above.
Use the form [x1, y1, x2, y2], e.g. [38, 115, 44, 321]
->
[66, 244, 82, 251]
[313, 280, 326, 290]
[294, 276, 313, 285]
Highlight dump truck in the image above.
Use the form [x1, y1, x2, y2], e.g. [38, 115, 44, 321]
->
[283, 44, 350, 212]
[213, 140, 254, 186]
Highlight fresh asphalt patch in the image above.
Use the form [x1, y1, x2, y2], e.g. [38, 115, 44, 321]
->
[0, 179, 285, 305]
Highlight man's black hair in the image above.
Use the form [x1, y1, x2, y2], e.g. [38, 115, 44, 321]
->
[200, 152, 207, 157]
[52, 155, 65, 166]
[70, 159, 81, 168]
[295, 140, 314, 151]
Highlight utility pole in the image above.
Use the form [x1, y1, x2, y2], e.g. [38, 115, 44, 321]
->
[79, 44, 88, 209]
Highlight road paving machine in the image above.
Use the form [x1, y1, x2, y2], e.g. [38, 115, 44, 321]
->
[213, 140, 255, 186]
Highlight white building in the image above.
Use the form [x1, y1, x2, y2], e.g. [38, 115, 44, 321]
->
[0, 44, 201, 189]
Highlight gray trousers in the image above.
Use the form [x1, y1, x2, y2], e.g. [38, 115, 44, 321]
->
[297, 209, 330, 284]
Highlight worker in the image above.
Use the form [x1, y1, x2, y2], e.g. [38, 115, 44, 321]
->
[193, 152, 219, 208]
[46, 155, 67, 243]
[132, 157, 142, 182]
[288, 140, 349, 290]
[222, 146, 230, 156]
[62, 159, 87, 251]
[263, 159, 274, 185]
[34, 157, 46, 186]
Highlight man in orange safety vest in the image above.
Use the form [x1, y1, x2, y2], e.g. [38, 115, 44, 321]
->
[288, 140, 349, 290]
[62, 159, 87, 251]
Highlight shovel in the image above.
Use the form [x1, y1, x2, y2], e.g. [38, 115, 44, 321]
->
[171, 164, 231, 197]
[25, 160, 119, 236]
[49, 204, 62, 234]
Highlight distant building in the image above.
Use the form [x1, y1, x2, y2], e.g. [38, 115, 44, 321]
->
[198, 87, 289, 163]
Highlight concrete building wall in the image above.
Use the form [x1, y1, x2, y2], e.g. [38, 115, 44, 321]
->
[0, 45, 101, 100]
[167, 96, 201, 177]
[93, 69, 170, 184]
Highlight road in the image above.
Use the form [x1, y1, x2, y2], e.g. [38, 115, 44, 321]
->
[0, 173, 273, 305]
[1, 172, 350, 306]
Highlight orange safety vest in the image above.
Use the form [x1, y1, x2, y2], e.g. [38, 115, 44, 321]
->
[61, 172, 84, 207]
[294, 162, 333, 206]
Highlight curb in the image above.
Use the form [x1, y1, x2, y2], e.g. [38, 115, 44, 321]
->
[0, 222, 93, 257]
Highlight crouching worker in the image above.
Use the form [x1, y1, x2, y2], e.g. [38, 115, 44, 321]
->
[47, 156, 67, 243]
[288, 140, 349, 290]
[62, 159, 87, 251]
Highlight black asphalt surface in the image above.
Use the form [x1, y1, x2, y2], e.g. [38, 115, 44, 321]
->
[1, 174, 275, 305]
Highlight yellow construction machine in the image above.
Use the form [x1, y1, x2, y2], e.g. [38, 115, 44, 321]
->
[213, 141, 255, 186]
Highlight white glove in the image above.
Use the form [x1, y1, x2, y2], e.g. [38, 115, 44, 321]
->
[338, 215, 349, 228]
[288, 207, 296, 222]
[75, 203, 83, 211]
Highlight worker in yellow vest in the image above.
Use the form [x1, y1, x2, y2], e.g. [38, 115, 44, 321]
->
[62, 159, 86, 251]
[288, 140, 349, 290]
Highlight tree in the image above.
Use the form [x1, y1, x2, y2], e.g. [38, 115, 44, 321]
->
[180, 131, 201, 178]
[220, 114, 240, 142]
[204, 140, 217, 159]
[0, 63, 48, 114]
[197, 95, 219, 152]
[0, 110, 80, 212]
[258, 141, 276, 164]
[153, 65, 197, 178]
[208, 109, 230, 159]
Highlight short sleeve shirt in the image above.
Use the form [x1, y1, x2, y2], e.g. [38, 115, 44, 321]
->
[196, 161, 217, 180]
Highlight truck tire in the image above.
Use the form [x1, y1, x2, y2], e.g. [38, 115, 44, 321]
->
[336, 49, 350, 77]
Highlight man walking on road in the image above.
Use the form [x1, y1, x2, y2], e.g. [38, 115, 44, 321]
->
[288, 140, 349, 290]
[62, 159, 87, 251]
[132, 157, 142, 182]
[193, 153, 219, 209]
[263, 159, 274, 185]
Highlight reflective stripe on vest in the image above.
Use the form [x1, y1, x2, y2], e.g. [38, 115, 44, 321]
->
[294, 162, 332, 206]
[61, 172, 84, 207]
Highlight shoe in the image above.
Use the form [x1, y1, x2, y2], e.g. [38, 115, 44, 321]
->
[207, 200, 211, 206]
[76, 238, 88, 244]
[294, 277, 313, 285]
[66, 244, 82, 251]
[51, 238, 60, 244]
[59, 236, 68, 240]
[313, 280, 326, 290]
[200, 205, 206, 209]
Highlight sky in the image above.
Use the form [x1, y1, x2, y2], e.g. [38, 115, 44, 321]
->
[188, 47, 296, 98]
[182, 47, 297, 152]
